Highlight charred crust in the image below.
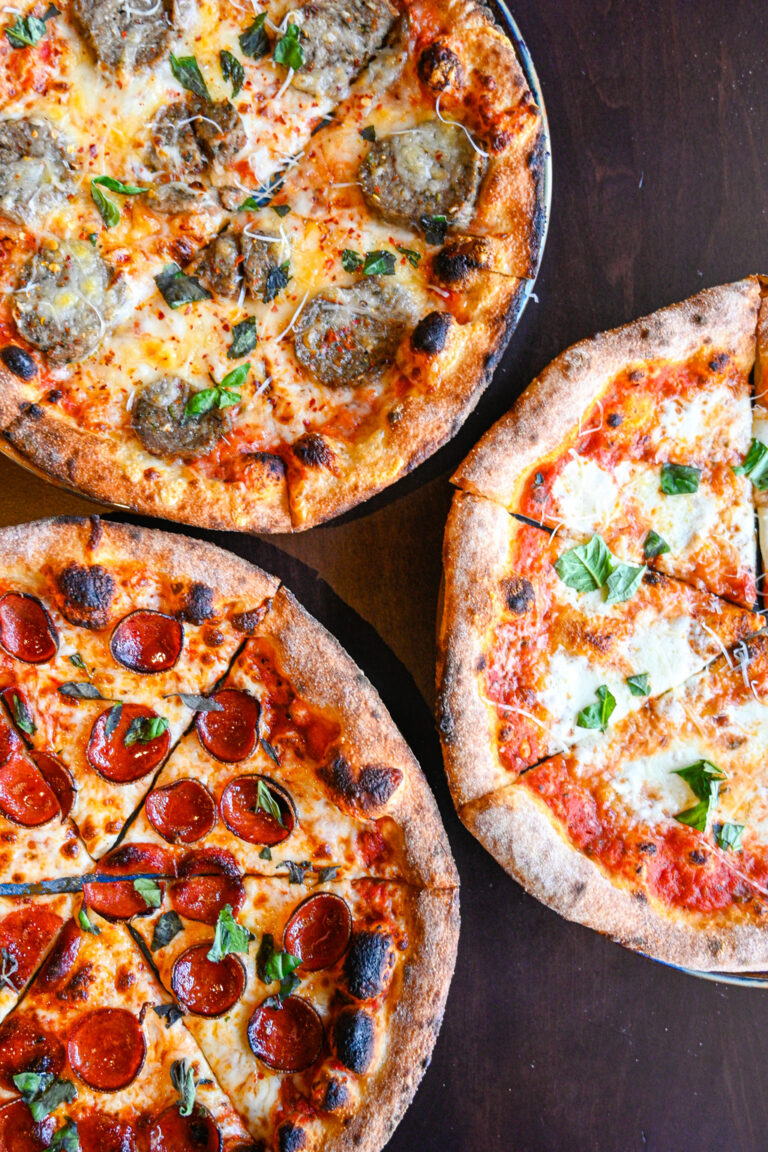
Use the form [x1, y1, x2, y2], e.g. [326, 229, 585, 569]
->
[344, 930, 396, 1000]
[231, 603, 270, 633]
[435, 691, 455, 742]
[250, 451, 286, 479]
[19, 401, 43, 419]
[87, 515, 103, 550]
[411, 311, 452, 355]
[433, 240, 486, 284]
[417, 40, 464, 92]
[606, 412, 623, 427]
[179, 582, 216, 624]
[642, 569, 664, 587]
[1, 345, 37, 379]
[277, 1123, 306, 1152]
[57, 961, 96, 1003]
[293, 432, 333, 469]
[321, 754, 402, 814]
[708, 352, 730, 371]
[502, 576, 534, 614]
[320, 1075, 351, 1113]
[57, 563, 115, 630]
[333, 1006, 375, 1074]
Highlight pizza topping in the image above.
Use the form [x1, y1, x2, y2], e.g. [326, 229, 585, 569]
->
[38, 921, 81, 989]
[73, 0, 170, 69]
[148, 101, 207, 177]
[146, 780, 217, 844]
[220, 48, 245, 97]
[418, 41, 464, 93]
[7, 690, 36, 736]
[195, 688, 259, 762]
[4, 4, 57, 49]
[207, 903, 253, 961]
[193, 233, 242, 299]
[0, 119, 75, 227]
[67, 1008, 146, 1091]
[12, 1071, 76, 1120]
[0, 1013, 66, 1089]
[673, 759, 726, 832]
[132, 377, 229, 460]
[0, 715, 22, 765]
[0, 593, 58, 663]
[333, 1006, 375, 1074]
[87, 702, 170, 783]
[151, 910, 184, 952]
[242, 233, 283, 301]
[554, 535, 646, 605]
[643, 529, 670, 559]
[56, 564, 115, 630]
[359, 120, 486, 232]
[0, 908, 63, 992]
[626, 673, 651, 697]
[83, 843, 173, 920]
[575, 685, 616, 732]
[228, 317, 258, 359]
[148, 1103, 221, 1152]
[292, 0, 396, 100]
[344, 929, 396, 1000]
[72, 1114, 140, 1152]
[77, 910, 99, 935]
[660, 461, 701, 495]
[45, 1119, 78, 1150]
[220, 775, 296, 845]
[0, 756, 60, 826]
[256, 935, 301, 999]
[170, 872, 245, 925]
[410, 311, 453, 355]
[192, 100, 246, 168]
[247, 995, 324, 1072]
[283, 893, 352, 971]
[733, 437, 768, 488]
[110, 610, 184, 674]
[13, 241, 123, 365]
[0, 1098, 55, 1152]
[170, 943, 246, 1016]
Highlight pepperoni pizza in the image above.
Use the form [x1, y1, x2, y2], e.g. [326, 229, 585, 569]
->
[439, 277, 768, 971]
[0, 0, 545, 532]
[0, 516, 458, 1151]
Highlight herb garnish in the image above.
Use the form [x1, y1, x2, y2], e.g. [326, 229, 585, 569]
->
[360, 125, 376, 142]
[272, 203, 291, 217]
[263, 261, 290, 302]
[58, 681, 106, 701]
[256, 933, 301, 999]
[124, 715, 168, 746]
[155, 263, 212, 309]
[239, 11, 269, 58]
[151, 910, 184, 952]
[555, 534, 646, 605]
[733, 438, 768, 490]
[273, 22, 303, 70]
[575, 685, 616, 732]
[78, 909, 100, 935]
[104, 702, 122, 738]
[714, 821, 745, 852]
[133, 877, 162, 909]
[207, 904, 253, 962]
[169, 53, 210, 101]
[420, 214, 448, 245]
[220, 48, 245, 97]
[276, 860, 312, 884]
[643, 529, 670, 559]
[255, 779, 284, 826]
[46, 1118, 78, 1151]
[153, 1002, 184, 1028]
[673, 759, 726, 832]
[227, 317, 258, 359]
[11, 692, 35, 736]
[170, 1058, 196, 1118]
[13, 1072, 76, 1121]
[184, 364, 248, 419]
[626, 673, 651, 697]
[396, 245, 421, 268]
[5, 3, 58, 49]
[660, 462, 701, 495]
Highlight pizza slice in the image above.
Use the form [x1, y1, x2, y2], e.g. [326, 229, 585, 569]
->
[747, 284, 768, 587]
[0, 894, 75, 1023]
[437, 491, 764, 806]
[454, 278, 761, 606]
[130, 875, 458, 1152]
[119, 585, 457, 888]
[460, 633, 768, 972]
[0, 518, 277, 858]
[0, 911, 256, 1151]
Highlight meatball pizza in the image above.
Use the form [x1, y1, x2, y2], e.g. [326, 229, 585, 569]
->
[439, 277, 768, 971]
[0, 0, 545, 531]
[0, 516, 458, 1151]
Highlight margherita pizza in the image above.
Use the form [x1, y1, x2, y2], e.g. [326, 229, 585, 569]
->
[438, 277, 768, 971]
[0, 515, 458, 1151]
[0, 0, 544, 532]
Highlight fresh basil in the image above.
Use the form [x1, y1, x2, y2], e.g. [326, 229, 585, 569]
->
[220, 48, 244, 97]
[256, 933, 274, 982]
[166, 693, 224, 712]
[673, 759, 726, 832]
[207, 904, 253, 962]
[228, 317, 258, 359]
[68, 653, 89, 674]
[276, 860, 312, 884]
[92, 175, 147, 196]
[58, 681, 105, 700]
[643, 529, 670, 559]
[78, 909, 100, 935]
[91, 182, 120, 229]
[554, 534, 613, 593]
[660, 462, 700, 495]
[604, 562, 646, 605]
[46, 1119, 79, 1151]
[155, 263, 212, 309]
[5, 4, 57, 48]
[714, 821, 745, 852]
[260, 738, 280, 765]
[153, 1001, 184, 1028]
[420, 213, 448, 245]
[104, 702, 122, 738]
[576, 685, 616, 732]
[256, 779, 284, 826]
[263, 261, 290, 303]
[396, 245, 421, 268]
[317, 865, 339, 883]
[239, 12, 269, 59]
[152, 910, 184, 952]
[273, 22, 303, 70]
[733, 437, 768, 490]
[170, 1058, 196, 1118]
[169, 52, 210, 101]
[360, 125, 376, 142]
[342, 248, 363, 272]
[256, 933, 301, 999]
[362, 250, 396, 276]
[185, 364, 248, 418]
[259, 845, 272, 860]
[133, 878, 162, 909]
[272, 203, 291, 217]
[626, 673, 651, 697]
[124, 715, 168, 746]
[0, 947, 18, 989]
[13, 1072, 76, 1121]
[238, 172, 284, 211]
[11, 692, 35, 736]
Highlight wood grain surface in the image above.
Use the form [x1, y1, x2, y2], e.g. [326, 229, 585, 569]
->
[3, 2, 768, 1148]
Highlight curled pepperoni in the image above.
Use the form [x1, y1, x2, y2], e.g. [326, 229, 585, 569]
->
[149, 1104, 221, 1152]
[283, 893, 352, 972]
[170, 874, 245, 926]
[110, 610, 184, 674]
[0, 594, 58, 664]
[145, 780, 216, 844]
[0, 1013, 65, 1089]
[87, 703, 170, 783]
[83, 843, 173, 921]
[0, 1099, 55, 1152]
[177, 846, 241, 879]
[38, 920, 80, 990]
[196, 690, 259, 763]
[171, 944, 246, 1017]
[0, 756, 59, 826]
[247, 995, 324, 1072]
[0, 717, 21, 767]
[0, 906, 64, 991]
[220, 775, 295, 846]
[68, 1007, 146, 1091]
[76, 1114, 139, 1152]
[30, 752, 76, 819]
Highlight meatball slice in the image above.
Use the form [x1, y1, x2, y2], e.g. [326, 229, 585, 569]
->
[292, 0, 397, 101]
[241, 233, 281, 301]
[192, 232, 242, 298]
[294, 279, 414, 387]
[72, 0, 171, 70]
[147, 102, 207, 178]
[359, 119, 487, 231]
[13, 241, 123, 365]
[132, 376, 230, 459]
[0, 119, 76, 227]
[191, 99, 246, 167]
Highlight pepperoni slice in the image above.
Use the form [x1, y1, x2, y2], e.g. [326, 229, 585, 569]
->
[0, 716, 21, 767]
[68, 1008, 146, 1091]
[220, 775, 295, 846]
[0, 1013, 65, 1090]
[76, 1114, 139, 1152]
[247, 995, 324, 1072]
[30, 751, 75, 819]
[283, 893, 352, 972]
[110, 610, 184, 674]
[0, 756, 59, 826]
[145, 779, 216, 844]
[0, 594, 58, 664]
[177, 846, 241, 878]
[171, 944, 246, 1017]
[87, 703, 170, 783]
[149, 1104, 221, 1152]
[0, 906, 64, 991]
[196, 690, 259, 763]
[83, 843, 173, 921]
[38, 920, 80, 990]
[0, 1099, 55, 1152]
[170, 875, 245, 925]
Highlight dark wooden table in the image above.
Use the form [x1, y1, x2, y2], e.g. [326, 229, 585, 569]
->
[4, 2, 768, 1148]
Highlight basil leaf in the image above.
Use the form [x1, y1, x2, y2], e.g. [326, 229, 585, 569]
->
[643, 529, 670, 559]
[152, 910, 184, 952]
[90, 182, 120, 229]
[220, 48, 244, 97]
[626, 673, 650, 697]
[279, 969, 300, 999]
[68, 653, 89, 674]
[167, 693, 224, 713]
[604, 562, 646, 605]
[239, 12, 269, 58]
[259, 845, 272, 860]
[133, 878, 162, 909]
[674, 796, 713, 833]
[420, 213, 448, 245]
[184, 388, 218, 417]
[47, 1119, 79, 1151]
[11, 692, 35, 736]
[263, 261, 290, 303]
[257, 934, 301, 998]
[673, 760, 725, 833]
[714, 821, 745, 852]
[104, 702, 122, 738]
[78, 909, 100, 935]
[273, 22, 303, 70]
[170, 1058, 196, 1118]
[153, 1002, 183, 1028]
[256, 779, 284, 827]
[317, 865, 339, 883]
[272, 203, 291, 217]
[660, 462, 700, 495]
[228, 317, 258, 359]
[396, 245, 421, 268]
[276, 860, 312, 884]
[0, 947, 18, 989]
[733, 437, 768, 490]
[256, 933, 275, 982]
[554, 534, 613, 592]
[5, 9, 52, 48]
[58, 681, 105, 700]
[92, 175, 146, 195]
[207, 904, 253, 962]
[342, 248, 363, 272]
[124, 715, 168, 746]
[260, 738, 280, 765]
[221, 363, 250, 391]
[169, 52, 210, 100]
[576, 685, 616, 732]
[13, 1072, 76, 1121]
[360, 125, 376, 142]
[155, 263, 212, 309]
[362, 250, 395, 276]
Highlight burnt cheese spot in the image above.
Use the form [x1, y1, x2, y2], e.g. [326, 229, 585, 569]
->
[606, 412, 622, 427]
[278, 1123, 307, 1152]
[293, 432, 333, 469]
[433, 243, 483, 284]
[411, 312, 452, 355]
[708, 352, 730, 372]
[231, 605, 269, 634]
[1, 346, 37, 379]
[179, 582, 216, 624]
[344, 930, 396, 1000]
[502, 577, 534, 614]
[57, 563, 115, 630]
[322, 755, 402, 814]
[321, 1075, 351, 1113]
[417, 41, 464, 92]
[334, 1007, 375, 1074]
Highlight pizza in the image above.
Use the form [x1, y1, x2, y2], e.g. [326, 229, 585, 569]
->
[0, 0, 545, 533]
[438, 277, 768, 971]
[0, 515, 458, 1150]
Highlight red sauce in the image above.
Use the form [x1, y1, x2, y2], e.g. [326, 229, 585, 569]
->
[246, 639, 340, 762]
